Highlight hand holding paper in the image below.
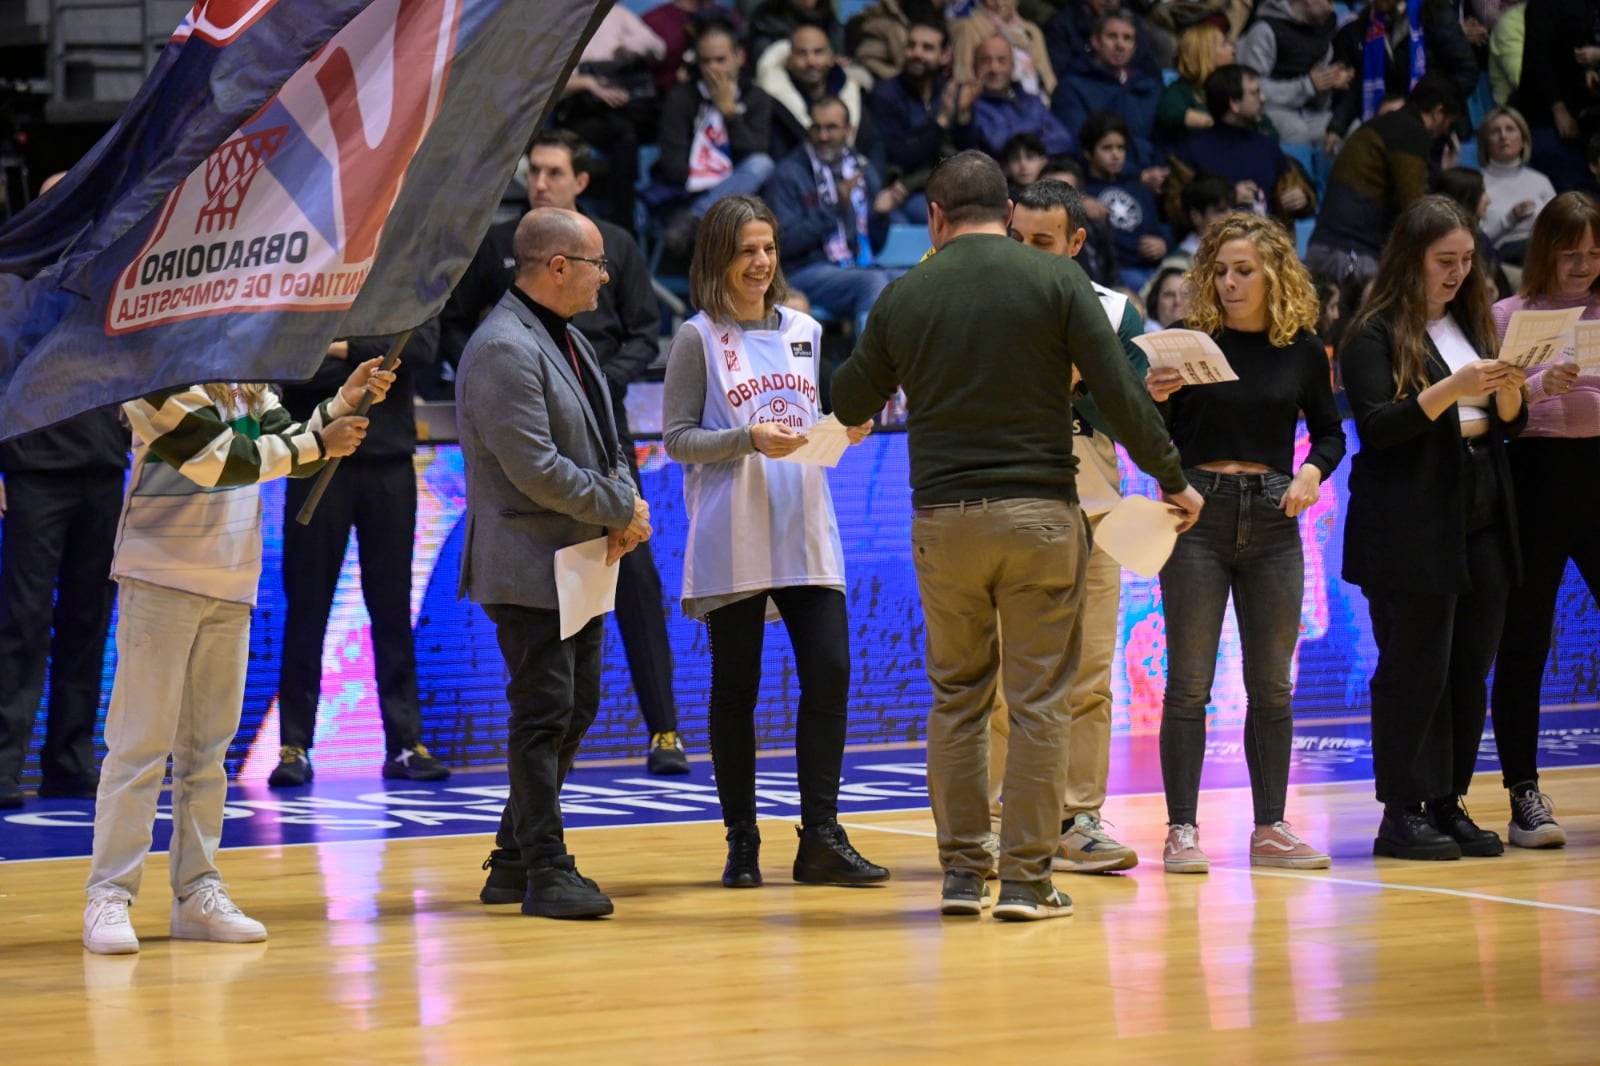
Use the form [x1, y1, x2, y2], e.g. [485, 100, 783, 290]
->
[1132, 330, 1239, 386]
[554, 536, 622, 639]
[773, 414, 852, 467]
[1498, 307, 1584, 369]
[1095, 495, 1186, 577]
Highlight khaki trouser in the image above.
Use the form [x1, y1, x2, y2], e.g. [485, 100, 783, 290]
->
[989, 512, 1120, 828]
[912, 498, 1086, 884]
[87, 579, 251, 903]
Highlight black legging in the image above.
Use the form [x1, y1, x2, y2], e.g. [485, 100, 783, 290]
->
[1491, 436, 1600, 787]
[704, 586, 850, 828]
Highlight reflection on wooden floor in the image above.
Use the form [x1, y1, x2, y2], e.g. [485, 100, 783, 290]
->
[3, 767, 1598, 1064]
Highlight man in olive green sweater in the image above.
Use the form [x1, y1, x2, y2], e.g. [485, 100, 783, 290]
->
[829, 151, 1201, 922]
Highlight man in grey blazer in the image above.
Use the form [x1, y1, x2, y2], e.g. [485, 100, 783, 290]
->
[456, 207, 652, 919]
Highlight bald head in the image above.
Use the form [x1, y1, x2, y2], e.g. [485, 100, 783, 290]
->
[512, 206, 609, 317]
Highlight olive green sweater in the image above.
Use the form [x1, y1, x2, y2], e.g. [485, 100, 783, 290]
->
[830, 231, 1187, 507]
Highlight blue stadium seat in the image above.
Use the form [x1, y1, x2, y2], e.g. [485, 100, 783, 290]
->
[1456, 140, 1480, 171]
[1162, 68, 1179, 87]
[620, 0, 657, 15]
[1296, 217, 1313, 260]
[837, 0, 875, 22]
[875, 223, 932, 268]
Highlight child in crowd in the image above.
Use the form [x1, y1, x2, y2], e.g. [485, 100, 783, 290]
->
[1080, 111, 1168, 292]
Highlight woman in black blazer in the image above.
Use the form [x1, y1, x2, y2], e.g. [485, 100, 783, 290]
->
[1340, 196, 1529, 861]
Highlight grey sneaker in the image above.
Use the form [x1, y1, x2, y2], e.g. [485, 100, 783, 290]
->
[1054, 812, 1139, 873]
[992, 879, 1074, 921]
[939, 869, 993, 916]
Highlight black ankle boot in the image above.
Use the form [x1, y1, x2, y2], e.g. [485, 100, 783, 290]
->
[1427, 796, 1504, 857]
[722, 823, 763, 888]
[792, 820, 890, 884]
[479, 847, 527, 904]
[1374, 804, 1462, 860]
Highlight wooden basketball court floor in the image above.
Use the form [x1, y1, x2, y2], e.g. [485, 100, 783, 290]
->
[2, 761, 1597, 1064]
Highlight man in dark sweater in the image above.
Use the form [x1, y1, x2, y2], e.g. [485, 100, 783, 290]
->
[0, 408, 129, 808]
[269, 323, 447, 787]
[829, 151, 1200, 921]
[865, 15, 966, 222]
[440, 129, 689, 776]
[1173, 64, 1314, 222]
[1305, 72, 1462, 284]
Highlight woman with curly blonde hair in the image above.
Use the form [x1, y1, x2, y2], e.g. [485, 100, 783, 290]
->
[1145, 213, 1345, 874]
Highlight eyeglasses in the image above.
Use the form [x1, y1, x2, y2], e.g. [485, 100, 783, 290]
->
[554, 253, 610, 274]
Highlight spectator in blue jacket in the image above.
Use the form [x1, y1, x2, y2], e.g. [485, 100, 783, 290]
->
[866, 15, 968, 222]
[1044, 0, 1161, 81]
[1051, 8, 1163, 170]
[1079, 111, 1168, 290]
[955, 34, 1074, 158]
[765, 95, 905, 334]
[1173, 65, 1315, 222]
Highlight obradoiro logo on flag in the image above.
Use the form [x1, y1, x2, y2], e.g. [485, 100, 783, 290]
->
[108, 0, 461, 335]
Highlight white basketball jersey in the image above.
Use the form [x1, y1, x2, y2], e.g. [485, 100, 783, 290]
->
[1073, 284, 1131, 517]
[681, 307, 845, 606]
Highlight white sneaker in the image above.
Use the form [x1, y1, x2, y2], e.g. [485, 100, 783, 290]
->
[170, 882, 268, 943]
[84, 896, 140, 955]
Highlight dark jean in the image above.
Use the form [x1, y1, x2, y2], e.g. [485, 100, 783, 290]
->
[1159, 470, 1304, 826]
[483, 605, 603, 865]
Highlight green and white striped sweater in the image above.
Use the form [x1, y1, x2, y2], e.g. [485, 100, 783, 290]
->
[112, 384, 353, 605]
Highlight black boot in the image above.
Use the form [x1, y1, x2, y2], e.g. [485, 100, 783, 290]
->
[1374, 804, 1462, 860]
[479, 848, 527, 904]
[522, 855, 613, 919]
[722, 823, 763, 888]
[792, 820, 890, 885]
[1427, 796, 1504, 857]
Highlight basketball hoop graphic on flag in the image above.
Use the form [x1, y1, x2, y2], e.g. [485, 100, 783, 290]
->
[197, 126, 287, 233]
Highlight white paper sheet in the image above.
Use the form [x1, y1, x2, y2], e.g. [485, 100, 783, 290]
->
[1572, 320, 1600, 376]
[1093, 495, 1184, 578]
[553, 536, 621, 640]
[773, 414, 851, 467]
[1498, 307, 1585, 369]
[1132, 329, 1239, 385]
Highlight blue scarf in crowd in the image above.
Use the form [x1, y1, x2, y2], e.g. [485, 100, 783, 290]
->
[1362, 2, 1427, 121]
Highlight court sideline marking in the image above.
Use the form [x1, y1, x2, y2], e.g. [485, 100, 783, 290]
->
[836, 820, 1600, 919]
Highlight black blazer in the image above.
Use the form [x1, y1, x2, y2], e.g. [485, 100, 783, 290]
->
[1340, 313, 1527, 595]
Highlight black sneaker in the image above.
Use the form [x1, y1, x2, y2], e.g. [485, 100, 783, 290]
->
[0, 781, 23, 809]
[939, 869, 992, 916]
[646, 731, 691, 775]
[267, 746, 313, 788]
[1427, 796, 1504, 857]
[722, 823, 762, 888]
[382, 744, 451, 782]
[37, 771, 100, 799]
[1507, 783, 1567, 849]
[1374, 805, 1462, 860]
[992, 879, 1074, 921]
[522, 856, 614, 919]
[792, 821, 890, 885]
[480, 848, 527, 904]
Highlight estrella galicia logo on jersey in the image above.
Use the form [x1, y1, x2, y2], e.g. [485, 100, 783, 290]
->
[753, 394, 808, 428]
[790, 340, 814, 359]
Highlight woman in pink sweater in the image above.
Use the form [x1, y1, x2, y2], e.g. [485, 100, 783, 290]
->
[1488, 190, 1600, 851]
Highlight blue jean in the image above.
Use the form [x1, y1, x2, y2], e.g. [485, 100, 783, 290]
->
[786, 261, 905, 336]
[690, 153, 776, 219]
[1158, 470, 1303, 826]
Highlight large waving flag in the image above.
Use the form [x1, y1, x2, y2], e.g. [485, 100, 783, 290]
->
[0, 0, 610, 439]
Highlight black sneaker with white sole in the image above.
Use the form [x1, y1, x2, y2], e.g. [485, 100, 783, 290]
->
[939, 869, 992, 916]
[382, 744, 451, 781]
[992, 879, 1074, 921]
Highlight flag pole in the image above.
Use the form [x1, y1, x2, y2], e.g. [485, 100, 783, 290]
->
[295, 329, 412, 526]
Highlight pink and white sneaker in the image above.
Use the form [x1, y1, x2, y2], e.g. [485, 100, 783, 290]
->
[1250, 821, 1331, 869]
[1163, 824, 1209, 874]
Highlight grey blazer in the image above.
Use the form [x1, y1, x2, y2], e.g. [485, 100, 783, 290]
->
[455, 290, 637, 610]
